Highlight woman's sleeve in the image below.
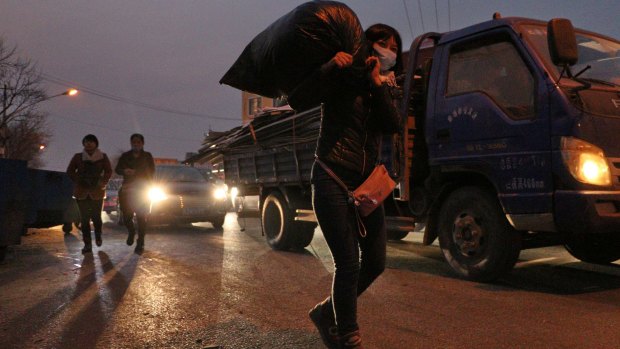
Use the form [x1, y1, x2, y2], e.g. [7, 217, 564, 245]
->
[370, 84, 401, 134]
[66, 154, 79, 183]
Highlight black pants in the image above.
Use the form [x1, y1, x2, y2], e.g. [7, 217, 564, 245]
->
[119, 188, 148, 246]
[76, 198, 104, 245]
[311, 162, 387, 335]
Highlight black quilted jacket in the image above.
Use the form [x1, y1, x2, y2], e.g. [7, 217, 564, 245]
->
[289, 66, 401, 184]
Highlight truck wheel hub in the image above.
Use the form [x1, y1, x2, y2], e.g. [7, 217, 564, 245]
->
[453, 214, 484, 256]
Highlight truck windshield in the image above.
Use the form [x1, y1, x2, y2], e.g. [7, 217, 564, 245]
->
[521, 24, 620, 86]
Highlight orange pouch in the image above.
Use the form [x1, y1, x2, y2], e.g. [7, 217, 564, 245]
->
[352, 164, 396, 217]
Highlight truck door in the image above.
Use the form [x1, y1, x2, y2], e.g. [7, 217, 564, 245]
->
[430, 29, 554, 223]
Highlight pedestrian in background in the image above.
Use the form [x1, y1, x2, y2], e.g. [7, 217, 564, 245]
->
[115, 133, 155, 253]
[66, 134, 113, 254]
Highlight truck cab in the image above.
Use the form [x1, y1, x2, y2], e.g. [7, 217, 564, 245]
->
[401, 16, 620, 280]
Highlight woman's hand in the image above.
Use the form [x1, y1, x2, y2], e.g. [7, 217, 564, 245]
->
[366, 56, 382, 87]
[323, 52, 353, 71]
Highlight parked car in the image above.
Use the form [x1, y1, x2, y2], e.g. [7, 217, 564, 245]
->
[146, 165, 229, 228]
[103, 178, 122, 215]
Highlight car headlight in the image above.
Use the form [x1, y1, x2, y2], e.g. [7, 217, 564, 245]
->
[148, 187, 168, 203]
[561, 137, 611, 186]
[230, 186, 238, 200]
[213, 187, 227, 200]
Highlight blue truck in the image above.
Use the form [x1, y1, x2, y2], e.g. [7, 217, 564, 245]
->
[0, 159, 78, 261]
[211, 15, 620, 281]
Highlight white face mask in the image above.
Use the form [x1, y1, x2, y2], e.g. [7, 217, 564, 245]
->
[373, 43, 397, 72]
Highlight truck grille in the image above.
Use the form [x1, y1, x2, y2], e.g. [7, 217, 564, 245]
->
[610, 158, 620, 189]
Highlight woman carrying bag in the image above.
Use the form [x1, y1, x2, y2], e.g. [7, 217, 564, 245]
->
[301, 24, 404, 349]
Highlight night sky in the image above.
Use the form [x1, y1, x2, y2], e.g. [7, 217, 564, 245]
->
[1, 0, 618, 170]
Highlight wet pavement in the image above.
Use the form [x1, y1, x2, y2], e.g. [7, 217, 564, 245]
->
[2, 212, 620, 348]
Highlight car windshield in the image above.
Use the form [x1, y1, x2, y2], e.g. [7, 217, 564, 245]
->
[155, 166, 207, 183]
[521, 24, 620, 86]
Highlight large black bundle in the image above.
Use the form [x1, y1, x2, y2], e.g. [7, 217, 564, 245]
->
[219, 1, 366, 99]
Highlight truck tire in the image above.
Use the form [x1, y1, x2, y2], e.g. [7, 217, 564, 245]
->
[437, 187, 521, 282]
[261, 192, 315, 251]
[564, 233, 620, 264]
[289, 222, 316, 250]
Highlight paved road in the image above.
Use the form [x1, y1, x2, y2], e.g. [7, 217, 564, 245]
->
[1, 212, 620, 349]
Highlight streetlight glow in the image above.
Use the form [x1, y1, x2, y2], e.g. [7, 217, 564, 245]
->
[63, 88, 78, 96]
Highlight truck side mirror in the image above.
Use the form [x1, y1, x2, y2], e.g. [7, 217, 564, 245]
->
[547, 18, 578, 66]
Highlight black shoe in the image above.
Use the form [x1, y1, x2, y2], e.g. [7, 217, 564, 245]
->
[95, 234, 102, 247]
[82, 244, 92, 254]
[309, 302, 339, 349]
[126, 233, 135, 246]
[134, 244, 144, 254]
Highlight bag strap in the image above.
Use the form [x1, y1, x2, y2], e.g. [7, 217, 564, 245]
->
[315, 157, 367, 238]
[354, 208, 367, 237]
[315, 157, 351, 195]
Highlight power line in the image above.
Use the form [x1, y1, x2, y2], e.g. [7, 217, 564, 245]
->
[40, 73, 239, 122]
[448, 0, 452, 31]
[434, 0, 440, 32]
[402, 0, 415, 38]
[417, 0, 426, 33]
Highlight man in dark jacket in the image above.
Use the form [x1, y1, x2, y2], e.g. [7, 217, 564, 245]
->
[115, 133, 155, 253]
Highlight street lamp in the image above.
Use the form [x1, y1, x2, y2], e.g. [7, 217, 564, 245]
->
[46, 88, 79, 100]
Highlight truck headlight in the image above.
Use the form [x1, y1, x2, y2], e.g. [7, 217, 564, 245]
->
[561, 137, 611, 186]
[148, 187, 168, 203]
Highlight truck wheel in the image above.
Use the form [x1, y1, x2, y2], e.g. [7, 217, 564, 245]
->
[262, 192, 315, 250]
[387, 230, 409, 241]
[438, 187, 521, 282]
[289, 222, 316, 250]
[262, 192, 292, 250]
[210, 215, 226, 229]
[564, 233, 620, 264]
